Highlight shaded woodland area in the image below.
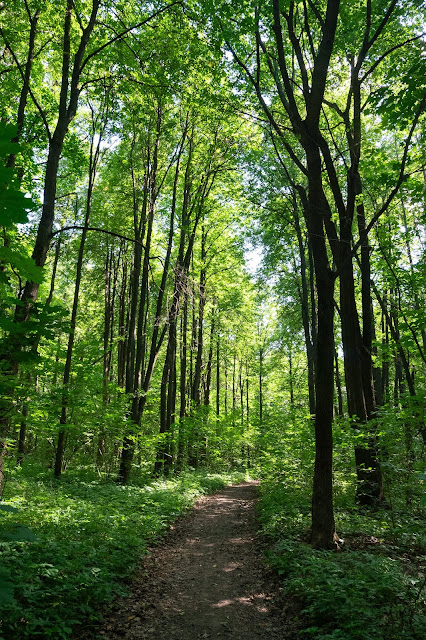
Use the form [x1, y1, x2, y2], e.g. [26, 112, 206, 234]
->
[0, 1, 425, 639]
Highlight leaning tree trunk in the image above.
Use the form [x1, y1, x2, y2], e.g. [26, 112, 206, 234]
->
[17, 236, 62, 466]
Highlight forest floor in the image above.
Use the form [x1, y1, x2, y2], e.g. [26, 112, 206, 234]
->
[81, 481, 299, 640]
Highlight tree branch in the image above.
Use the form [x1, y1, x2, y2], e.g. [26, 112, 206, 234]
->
[361, 33, 425, 83]
[51, 225, 146, 248]
[79, 0, 183, 76]
[352, 94, 425, 255]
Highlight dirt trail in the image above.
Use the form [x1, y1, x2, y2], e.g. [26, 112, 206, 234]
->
[92, 481, 297, 640]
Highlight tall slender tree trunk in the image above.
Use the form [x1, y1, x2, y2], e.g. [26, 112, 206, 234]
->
[339, 259, 383, 504]
[224, 353, 228, 417]
[18, 1, 99, 320]
[259, 347, 263, 426]
[293, 190, 316, 414]
[177, 293, 188, 469]
[191, 230, 206, 406]
[232, 351, 236, 429]
[5, 7, 40, 169]
[216, 334, 220, 420]
[239, 359, 244, 425]
[54, 123, 102, 478]
[204, 310, 215, 406]
[334, 351, 343, 417]
[117, 261, 128, 389]
[288, 348, 294, 407]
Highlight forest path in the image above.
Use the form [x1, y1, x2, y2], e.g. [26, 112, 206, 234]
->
[91, 481, 297, 640]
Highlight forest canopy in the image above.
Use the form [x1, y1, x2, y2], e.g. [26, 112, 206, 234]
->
[0, 1, 425, 638]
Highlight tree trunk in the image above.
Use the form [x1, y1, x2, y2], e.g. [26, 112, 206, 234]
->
[5, 8, 40, 168]
[293, 190, 316, 414]
[288, 348, 294, 407]
[259, 346, 263, 426]
[204, 309, 215, 406]
[18, 0, 99, 320]
[306, 170, 336, 549]
[0, 3, 100, 485]
[216, 334, 220, 420]
[191, 231, 206, 406]
[339, 258, 384, 505]
[232, 351, 236, 429]
[177, 293, 189, 469]
[334, 351, 343, 417]
[54, 123, 102, 478]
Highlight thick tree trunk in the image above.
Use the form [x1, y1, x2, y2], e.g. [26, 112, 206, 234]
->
[302, 136, 336, 548]
[339, 259, 384, 505]
[307, 185, 336, 549]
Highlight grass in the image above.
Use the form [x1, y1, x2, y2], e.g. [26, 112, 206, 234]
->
[0, 463, 248, 640]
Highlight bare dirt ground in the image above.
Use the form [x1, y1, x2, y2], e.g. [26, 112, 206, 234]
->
[86, 481, 299, 640]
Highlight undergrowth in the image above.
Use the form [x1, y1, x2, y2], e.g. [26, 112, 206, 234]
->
[258, 474, 426, 640]
[0, 464, 247, 639]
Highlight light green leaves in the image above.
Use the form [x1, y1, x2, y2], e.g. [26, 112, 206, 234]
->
[0, 124, 35, 228]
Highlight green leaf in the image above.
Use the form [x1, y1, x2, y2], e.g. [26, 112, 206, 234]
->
[0, 581, 15, 604]
[0, 247, 42, 282]
[0, 504, 19, 513]
[0, 524, 37, 542]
